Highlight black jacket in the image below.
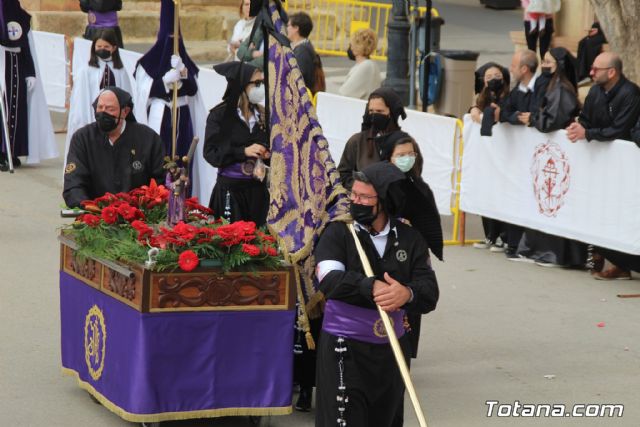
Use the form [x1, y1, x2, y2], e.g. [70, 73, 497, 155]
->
[401, 178, 444, 261]
[203, 103, 268, 169]
[293, 40, 316, 90]
[63, 122, 165, 208]
[314, 220, 439, 315]
[500, 75, 549, 125]
[578, 76, 640, 141]
[534, 81, 580, 133]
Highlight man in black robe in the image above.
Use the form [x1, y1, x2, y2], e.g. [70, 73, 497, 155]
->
[63, 87, 165, 208]
[313, 162, 439, 427]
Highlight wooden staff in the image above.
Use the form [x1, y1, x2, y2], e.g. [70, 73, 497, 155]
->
[171, 0, 181, 159]
[347, 223, 429, 427]
[0, 84, 14, 173]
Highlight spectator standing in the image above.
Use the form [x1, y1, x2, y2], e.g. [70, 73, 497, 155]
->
[337, 87, 406, 189]
[227, 0, 254, 62]
[566, 52, 640, 143]
[521, 0, 559, 60]
[469, 62, 510, 251]
[338, 28, 382, 100]
[286, 11, 320, 94]
[576, 21, 607, 82]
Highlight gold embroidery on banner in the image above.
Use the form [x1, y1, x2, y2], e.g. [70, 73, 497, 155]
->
[84, 305, 106, 381]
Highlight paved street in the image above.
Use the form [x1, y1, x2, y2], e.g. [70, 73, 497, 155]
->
[2, 1, 640, 426]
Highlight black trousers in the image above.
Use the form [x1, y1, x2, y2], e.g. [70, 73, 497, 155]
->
[293, 316, 323, 388]
[524, 19, 554, 59]
[315, 331, 411, 427]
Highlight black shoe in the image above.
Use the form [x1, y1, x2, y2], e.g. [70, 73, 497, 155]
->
[12, 156, 20, 167]
[295, 387, 312, 412]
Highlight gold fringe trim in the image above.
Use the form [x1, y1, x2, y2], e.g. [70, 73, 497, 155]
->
[293, 264, 315, 350]
[305, 290, 326, 320]
[61, 368, 292, 422]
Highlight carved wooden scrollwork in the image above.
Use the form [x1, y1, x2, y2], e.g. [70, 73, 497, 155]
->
[70, 253, 98, 281]
[158, 274, 282, 308]
[106, 270, 136, 301]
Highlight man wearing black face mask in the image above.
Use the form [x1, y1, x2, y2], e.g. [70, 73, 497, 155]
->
[63, 87, 165, 208]
[313, 162, 439, 427]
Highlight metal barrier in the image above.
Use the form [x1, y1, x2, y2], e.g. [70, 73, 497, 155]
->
[286, 0, 438, 60]
[444, 119, 479, 246]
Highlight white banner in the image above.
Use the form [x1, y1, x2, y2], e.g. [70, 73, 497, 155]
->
[315, 92, 459, 215]
[460, 117, 640, 255]
[33, 31, 67, 111]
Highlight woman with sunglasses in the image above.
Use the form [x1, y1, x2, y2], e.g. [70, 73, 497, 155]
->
[204, 61, 270, 225]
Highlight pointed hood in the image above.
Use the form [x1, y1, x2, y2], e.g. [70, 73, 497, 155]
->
[0, 0, 31, 48]
[137, 0, 198, 80]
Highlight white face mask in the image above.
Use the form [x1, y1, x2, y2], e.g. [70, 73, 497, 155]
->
[247, 85, 266, 104]
[393, 155, 416, 173]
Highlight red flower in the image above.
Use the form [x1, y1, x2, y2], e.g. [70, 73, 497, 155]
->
[79, 214, 101, 227]
[178, 250, 199, 271]
[139, 179, 169, 208]
[101, 206, 118, 224]
[185, 197, 214, 215]
[265, 247, 277, 257]
[117, 203, 138, 221]
[173, 221, 198, 241]
[131, 220, 153, 240]
[242, 244, 260, 257]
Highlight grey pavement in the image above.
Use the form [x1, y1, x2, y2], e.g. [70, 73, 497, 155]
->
[3, 1, 640, 426]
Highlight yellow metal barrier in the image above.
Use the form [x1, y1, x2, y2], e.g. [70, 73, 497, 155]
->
[286, 0, 438, 61]
[444, 119, 479, 246]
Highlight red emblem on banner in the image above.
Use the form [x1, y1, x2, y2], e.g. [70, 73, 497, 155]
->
[531, 141, 570, 217]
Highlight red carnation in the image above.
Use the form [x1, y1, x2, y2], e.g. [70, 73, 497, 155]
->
[265, 246, 277, 257]
[242, 244, 261, 257]
[173, 221, 198, 241]
[178, 250, 199, 272]
[131, 220, 153, 240]
[101, 206, 118, 224]
[79, 214, 101, 227]
[117, 203, 138, 221]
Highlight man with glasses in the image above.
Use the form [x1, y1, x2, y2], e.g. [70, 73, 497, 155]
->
[313, 162, 439, 427]
[566, 52, 640, 142]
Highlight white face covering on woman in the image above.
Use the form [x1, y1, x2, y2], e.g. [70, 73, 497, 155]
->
[247, 85, 266, 104]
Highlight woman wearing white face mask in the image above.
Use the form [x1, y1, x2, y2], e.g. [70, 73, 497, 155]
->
[380, 132, 443, 377]
[63, 29, 133, 174]
[204, 62, 270, 225]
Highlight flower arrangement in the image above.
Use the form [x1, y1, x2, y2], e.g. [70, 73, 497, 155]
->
[63, 180, 281, 272]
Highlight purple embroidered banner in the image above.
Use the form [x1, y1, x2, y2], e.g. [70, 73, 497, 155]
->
[265, 5, 349, 266]
[60, 271, 294, 422]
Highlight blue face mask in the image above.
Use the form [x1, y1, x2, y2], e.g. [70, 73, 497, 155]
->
[393, 155, 416, 173]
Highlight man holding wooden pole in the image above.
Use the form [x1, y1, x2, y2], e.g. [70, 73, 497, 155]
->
[313, 162, 440, 427]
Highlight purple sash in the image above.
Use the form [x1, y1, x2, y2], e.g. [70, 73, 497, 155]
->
[322, 300, 405, 344]
[218, 161, 255, 180]
[87, 11, 119, 28]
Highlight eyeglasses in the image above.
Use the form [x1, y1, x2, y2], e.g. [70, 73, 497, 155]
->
[248, 79, 264, 88]
[591, 66, 613, 73]
[349, 190, 378, 203]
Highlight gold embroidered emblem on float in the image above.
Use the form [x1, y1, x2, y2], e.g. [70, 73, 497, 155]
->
[65, 163, 76, 174]
[84, 305, 106, 381]
[373, 316, 394, 338]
